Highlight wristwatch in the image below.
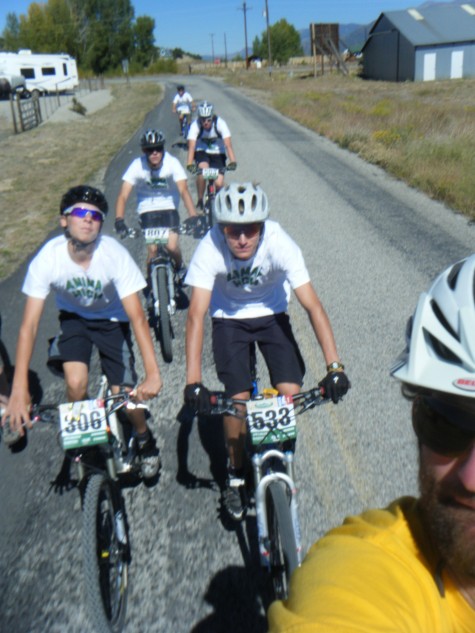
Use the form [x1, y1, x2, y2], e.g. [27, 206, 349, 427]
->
[327, 361, 345, 372]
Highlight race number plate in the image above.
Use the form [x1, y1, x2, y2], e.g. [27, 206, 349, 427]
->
[247, 395, 297, 445]
[59, 399, 108, 450]
[201, 168, 220, 180]
[143, 227, 170, 244]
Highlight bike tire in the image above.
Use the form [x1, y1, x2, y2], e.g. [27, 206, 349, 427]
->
[83, 474, 129, 633]
[266, 481, 299, 600]
[157, 266, 173, 362]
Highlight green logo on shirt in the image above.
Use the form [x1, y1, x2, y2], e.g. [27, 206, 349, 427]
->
[149, 176, 167, 190]
[227, 267, 262, 287]
[66, 277, 103, 300]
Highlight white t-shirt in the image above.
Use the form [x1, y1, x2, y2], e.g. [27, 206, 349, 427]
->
[22, 235, 146, 321]
[185, 220, 310, 319]
[173, 91, 193, 113]
[187, 116, 231, 155]
[122, 152, 187, 214]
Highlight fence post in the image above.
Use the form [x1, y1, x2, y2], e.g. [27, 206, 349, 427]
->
[9, 94, 19, 134]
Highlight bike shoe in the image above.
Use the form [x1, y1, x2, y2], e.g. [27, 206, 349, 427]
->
[137, 434, 161, 479]
[222, 476, 247, 521]
[175, 264, 188, 288]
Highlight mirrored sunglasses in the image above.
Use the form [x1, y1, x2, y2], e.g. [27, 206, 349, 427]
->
[65, 206, 104, 222]
[222, 223, 262, 239]
[413, 395, 475, 455]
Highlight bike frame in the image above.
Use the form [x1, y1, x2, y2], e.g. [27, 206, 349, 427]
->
[149, 242, 176, 319]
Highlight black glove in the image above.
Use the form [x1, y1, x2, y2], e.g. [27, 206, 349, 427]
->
[227, 161, 237, 171]
[184, 382, 211, 414]
[186, 163, 197, 175]
[114, 218, 129, 239]
[319, 371, 350, 404]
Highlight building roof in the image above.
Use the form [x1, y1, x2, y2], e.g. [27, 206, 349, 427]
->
[368, 3, 475, 46]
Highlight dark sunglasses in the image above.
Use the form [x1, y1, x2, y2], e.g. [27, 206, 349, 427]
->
[64, 206, 104, 222]
[413, 395, 475, 455]
[200, 117, 213, 124]
[144, 146, 164, 154]
[222, 223, 262, 239]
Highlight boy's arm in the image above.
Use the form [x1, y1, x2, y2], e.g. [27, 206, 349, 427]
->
[121, 293, 162, 401]
[185, 287, 211, 384]
[3, 296, 45, 431]
[294, 282, 341, 366]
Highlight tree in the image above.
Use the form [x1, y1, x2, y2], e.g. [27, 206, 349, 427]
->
[2, 13, 21, 51]
[255, 18, 303, 65]
[133, 16, 155, 66]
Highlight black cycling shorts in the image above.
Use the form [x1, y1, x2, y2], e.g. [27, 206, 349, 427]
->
[194, 152, 226, 169]
[139, 209, 180, 229]
[47, 311, 137, 387]
[212, 313, 305, 398]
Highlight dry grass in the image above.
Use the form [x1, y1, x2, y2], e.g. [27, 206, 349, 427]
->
[226, 70, 475, 218]
[0, 82, 161, 281]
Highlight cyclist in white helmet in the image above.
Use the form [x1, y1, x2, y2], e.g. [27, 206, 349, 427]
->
[186, 100, 237, 210]
[268, 254, 475, 632]
[183, 182, 349, 520]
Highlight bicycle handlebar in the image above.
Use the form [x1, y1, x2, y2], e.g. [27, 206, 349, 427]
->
[208, 386, 328, 418]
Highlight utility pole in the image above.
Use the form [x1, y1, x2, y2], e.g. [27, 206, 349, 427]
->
[238, 2, 251, 69]
[264, 0, 272, 75]
[210, 33, 215, 63]
[224, 33, 228, 68]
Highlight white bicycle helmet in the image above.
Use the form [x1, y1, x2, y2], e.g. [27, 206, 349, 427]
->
[391, 254, 475, 397]
[198, 101, 214, 118]
[214, 183, 269, 224]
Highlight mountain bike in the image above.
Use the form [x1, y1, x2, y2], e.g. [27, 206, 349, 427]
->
[141, 216, 204, 363]
[208, 378, 328, 600]
[196, 166, 229, 230]
[1, 376, 149, 633]
[180, 111, 191, 139]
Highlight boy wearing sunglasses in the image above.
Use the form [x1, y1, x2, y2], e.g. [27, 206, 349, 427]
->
[2, 185, 162, 478]
[183, 182, 349, 520]
[268, 255, 475, 632]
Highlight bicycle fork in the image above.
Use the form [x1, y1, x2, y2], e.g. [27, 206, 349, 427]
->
[252, 450, 302, 568]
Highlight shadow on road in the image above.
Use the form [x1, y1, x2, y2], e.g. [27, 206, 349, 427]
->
[190, 564, 269, 633]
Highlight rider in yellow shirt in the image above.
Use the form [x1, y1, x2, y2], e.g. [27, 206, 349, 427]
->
[269, 254, 475, 632]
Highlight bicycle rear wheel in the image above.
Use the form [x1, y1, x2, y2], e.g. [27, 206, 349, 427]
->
[157, 266, 173, 362]
[83, 474, 129, 633]
[266, 481, 299, 600]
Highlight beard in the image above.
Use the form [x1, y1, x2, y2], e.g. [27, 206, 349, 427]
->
[419, 463, 475, 579]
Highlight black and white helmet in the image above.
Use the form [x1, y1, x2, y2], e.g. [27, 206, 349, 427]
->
[60, 185, 108, 215]
[140, 129, 165, 150]
[215, 183, 269, 224]
[197, 101, 214, 118]
[391, 254, 475, 397]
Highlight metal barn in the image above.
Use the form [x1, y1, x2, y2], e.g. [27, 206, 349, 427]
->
[362, 3, 475, 81]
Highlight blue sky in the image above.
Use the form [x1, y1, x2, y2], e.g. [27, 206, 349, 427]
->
[0, 1, 449, 56]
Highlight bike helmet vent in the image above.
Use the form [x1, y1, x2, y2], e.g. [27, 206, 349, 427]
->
[215, 183, 269, 224]
[391, 254, 475, 397]
[140, 129, 165, 150]
[198, 101, 214, 118]
[60, 185, 108, 215]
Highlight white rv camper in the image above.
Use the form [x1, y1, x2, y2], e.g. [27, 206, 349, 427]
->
[0, 50, 79, 95]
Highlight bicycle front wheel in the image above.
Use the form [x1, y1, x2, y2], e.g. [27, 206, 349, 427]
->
[157, 266, 173, 362]
[266, 481, 299, 600]
[83, 474, 129, 633]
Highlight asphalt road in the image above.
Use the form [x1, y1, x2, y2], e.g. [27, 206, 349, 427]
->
[1, 75, 474, 633]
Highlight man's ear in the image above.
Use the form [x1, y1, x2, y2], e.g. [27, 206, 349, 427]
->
[59, 215, 68, 228]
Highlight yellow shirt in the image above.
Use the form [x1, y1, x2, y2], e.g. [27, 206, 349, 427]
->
[268, 497, 475, 633]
